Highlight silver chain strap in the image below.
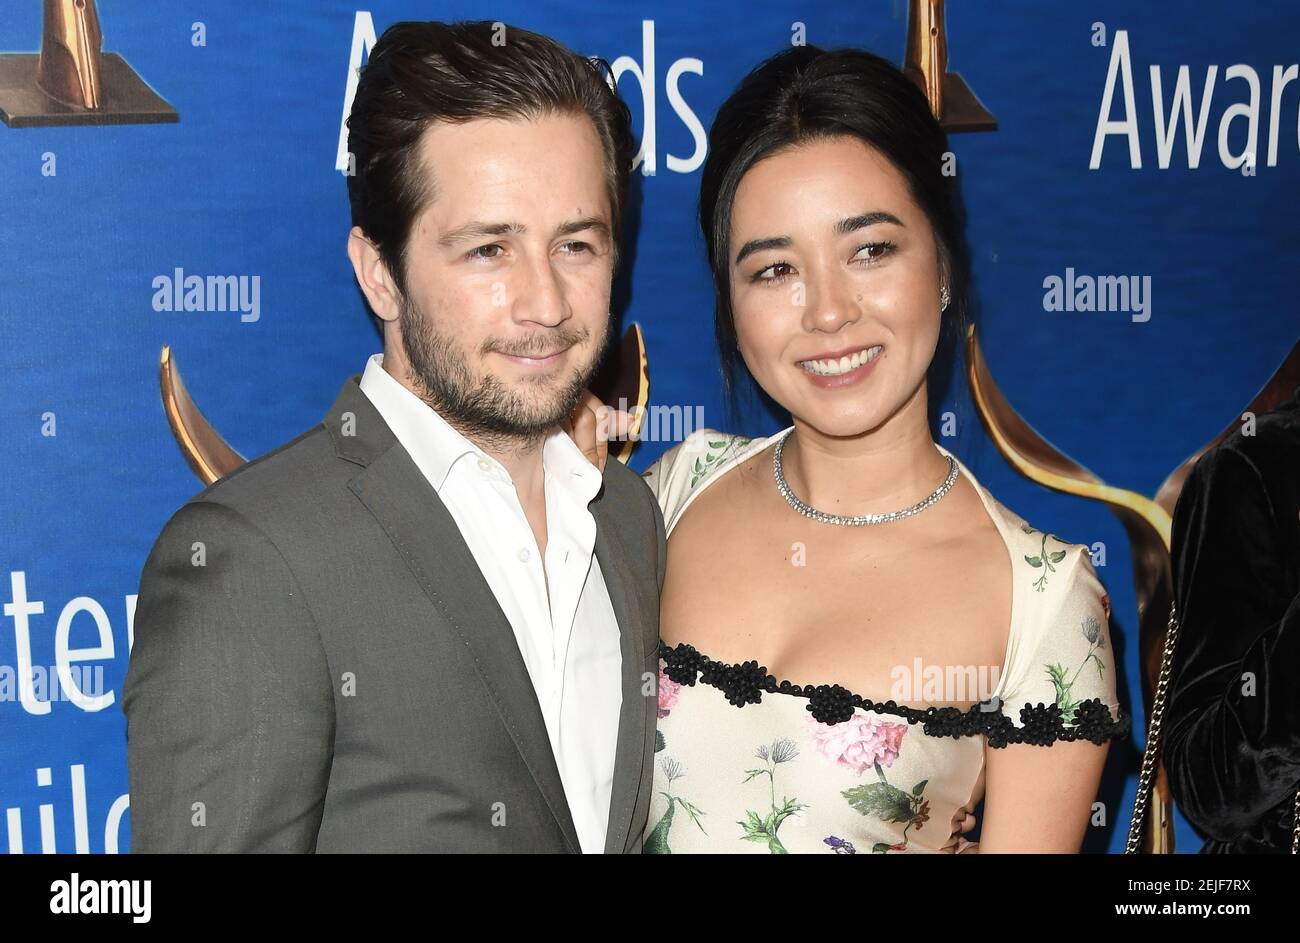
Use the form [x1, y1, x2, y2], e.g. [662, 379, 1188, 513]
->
[1125, 603, 1180, 853]
[1293, 784, 1300, 855]
[1126, 601, 1300, 853]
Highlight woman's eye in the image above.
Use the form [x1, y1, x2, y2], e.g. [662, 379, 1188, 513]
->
[468, 244, 504, 261]
[752, 261, 795, 284]
[853, 241, 896, 264]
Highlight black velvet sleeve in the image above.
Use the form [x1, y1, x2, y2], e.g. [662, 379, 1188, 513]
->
[1163, 396, 1300, 853]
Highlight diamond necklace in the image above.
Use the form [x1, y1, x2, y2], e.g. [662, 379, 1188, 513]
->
[772, 430, 960, 526]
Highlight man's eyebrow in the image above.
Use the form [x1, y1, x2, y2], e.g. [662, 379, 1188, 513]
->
[437, 216, 611, 249]
[555, 216, 611, 241]
[437, 220, 525, 249]
[733, 211, 905, 266]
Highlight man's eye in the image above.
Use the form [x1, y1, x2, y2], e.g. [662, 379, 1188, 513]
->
[559, 241, 592, 255]
[468, 244, 504, 260]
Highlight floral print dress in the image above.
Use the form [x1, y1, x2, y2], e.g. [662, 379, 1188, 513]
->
[639, 428, 1129, 854]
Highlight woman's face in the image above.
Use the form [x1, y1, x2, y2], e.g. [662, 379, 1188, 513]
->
[728, 135, 945, 438]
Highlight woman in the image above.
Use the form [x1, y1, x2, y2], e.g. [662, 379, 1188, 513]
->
[581, 45, 1128, 853]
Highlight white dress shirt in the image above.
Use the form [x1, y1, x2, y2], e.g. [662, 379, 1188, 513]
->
[358, 353, 623, 853]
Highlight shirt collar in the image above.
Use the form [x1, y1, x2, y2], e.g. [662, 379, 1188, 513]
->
[358, 352, 604, 501]
[542, 416, 605, 506]
[358, 353, 481, 492]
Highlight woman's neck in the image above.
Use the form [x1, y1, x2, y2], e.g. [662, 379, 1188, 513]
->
[779, 382, 950, 518]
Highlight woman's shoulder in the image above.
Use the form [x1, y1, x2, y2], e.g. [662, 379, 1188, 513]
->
[991, 494, 1106, 612]
[946, 458, 1104, 609]
[640, 427, 781, 532]
[974, 492, 1123, 741]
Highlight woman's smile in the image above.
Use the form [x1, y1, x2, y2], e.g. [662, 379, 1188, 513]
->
[797, 343, 885, 389]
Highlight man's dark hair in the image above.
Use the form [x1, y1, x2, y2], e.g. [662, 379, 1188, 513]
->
[346, 20, 634, 298]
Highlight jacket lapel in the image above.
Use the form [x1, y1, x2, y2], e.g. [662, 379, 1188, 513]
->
[591, 506, 655, 854]
[324, 375, 582, 853]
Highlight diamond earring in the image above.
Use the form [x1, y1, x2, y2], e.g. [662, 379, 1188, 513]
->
[939, 284, 951, 311]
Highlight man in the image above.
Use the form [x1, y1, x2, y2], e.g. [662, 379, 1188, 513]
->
[123, 20, 664, 853]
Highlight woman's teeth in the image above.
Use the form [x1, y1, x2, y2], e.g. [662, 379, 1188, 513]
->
[799, 345, 883, 376]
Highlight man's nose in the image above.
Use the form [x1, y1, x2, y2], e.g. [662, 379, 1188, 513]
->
[513, 254, 569, 327]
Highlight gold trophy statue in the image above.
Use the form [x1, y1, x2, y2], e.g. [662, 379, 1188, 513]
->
[903, 0, 996, 132]
[0, 0, 177, 126]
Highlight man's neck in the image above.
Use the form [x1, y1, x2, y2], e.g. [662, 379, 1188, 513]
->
[469, 428, 549, 502]
[474, 429, 551, 575]
[379, 346, 550, 492]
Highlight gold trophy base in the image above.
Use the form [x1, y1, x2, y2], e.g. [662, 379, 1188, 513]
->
[0, 52, 177, 127]
[936, 71, 997, 132]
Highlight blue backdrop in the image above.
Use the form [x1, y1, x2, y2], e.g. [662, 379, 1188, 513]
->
[1, 0, 1297, 854]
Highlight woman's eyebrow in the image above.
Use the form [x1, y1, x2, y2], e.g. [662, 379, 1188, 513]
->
[734, 210, 905, 266]
[836, 210, 904, 234]
[734, 235, 792, 266]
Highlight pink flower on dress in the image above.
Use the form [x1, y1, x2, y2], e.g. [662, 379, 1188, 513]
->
[657, 664, 681, 718]
[804, 711, 908, 775]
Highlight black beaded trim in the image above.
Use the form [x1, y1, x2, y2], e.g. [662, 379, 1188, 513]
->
[659, 641, 1130, 748]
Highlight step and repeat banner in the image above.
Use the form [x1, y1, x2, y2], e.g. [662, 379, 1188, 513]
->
[1, 1, 1296, 854]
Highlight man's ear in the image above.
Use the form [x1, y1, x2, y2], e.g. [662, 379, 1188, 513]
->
[347, 226, 401, 324]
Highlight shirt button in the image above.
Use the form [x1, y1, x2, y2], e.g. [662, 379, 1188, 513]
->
[477, 457, 492, 473]
[518, 548, 530, 562]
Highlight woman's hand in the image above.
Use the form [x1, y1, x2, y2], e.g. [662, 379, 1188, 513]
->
[953, 810, 979, 853]
[562, 390, 637, 472]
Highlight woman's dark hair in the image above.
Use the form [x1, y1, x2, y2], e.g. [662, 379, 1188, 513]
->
[346, 20, 634, 298]
[699, 45, 972, 416]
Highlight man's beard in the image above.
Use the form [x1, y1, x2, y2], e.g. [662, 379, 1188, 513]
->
[397, 292, 608, 450]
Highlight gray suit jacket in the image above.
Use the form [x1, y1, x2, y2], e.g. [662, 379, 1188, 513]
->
[123, 374, 665, 852]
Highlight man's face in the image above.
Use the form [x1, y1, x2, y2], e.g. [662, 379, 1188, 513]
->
[392, 111, 614, 444]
